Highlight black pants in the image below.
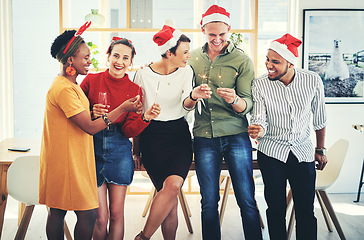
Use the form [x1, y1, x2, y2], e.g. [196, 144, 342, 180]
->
[258, 151, 317, 240]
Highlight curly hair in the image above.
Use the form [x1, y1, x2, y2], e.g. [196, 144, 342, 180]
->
[50, 30, 85, 64]
[50, 30, 76, 59]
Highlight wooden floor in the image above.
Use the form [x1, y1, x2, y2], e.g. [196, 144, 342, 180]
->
[2, 177, 364, 239]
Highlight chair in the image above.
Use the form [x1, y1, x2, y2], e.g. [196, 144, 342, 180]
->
[287, 139, 349, 240]
[7, 156, 72, 240]
[141, 171, 194, 233]
[219, 170, 265, 228]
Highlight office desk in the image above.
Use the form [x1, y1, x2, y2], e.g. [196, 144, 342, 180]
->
[0, 138, 41, 238]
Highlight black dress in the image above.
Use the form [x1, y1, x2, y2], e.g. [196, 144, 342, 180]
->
[140, 117, 193, 191]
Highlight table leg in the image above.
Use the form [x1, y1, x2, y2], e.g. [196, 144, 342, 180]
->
[354, 159, 364, 203]
[0, 164, 10, 238]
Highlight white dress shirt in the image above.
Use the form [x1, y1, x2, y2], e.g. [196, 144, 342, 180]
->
[250, 68, 327, 163]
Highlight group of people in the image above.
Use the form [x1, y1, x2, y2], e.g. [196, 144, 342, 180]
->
[39, 4, 327, 240]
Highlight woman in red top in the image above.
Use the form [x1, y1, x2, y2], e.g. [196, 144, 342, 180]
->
[80, 38, 160, 240]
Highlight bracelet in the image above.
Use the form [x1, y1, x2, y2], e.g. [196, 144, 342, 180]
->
[189, 91, 197, 101]
[231, 95, 239, 105]
[102, 114, 112, 126]
[142, 113, 150, 123]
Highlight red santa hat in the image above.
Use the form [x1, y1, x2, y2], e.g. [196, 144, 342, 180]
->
[200, 5, 230, 27]
[269, 33, 302, 65]
[153, 25, 182, 54]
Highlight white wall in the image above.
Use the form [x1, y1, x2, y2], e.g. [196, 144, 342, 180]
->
[296, 0, 364, 193]
[0, 0, 14, 141]
[12, 0, 59, 139]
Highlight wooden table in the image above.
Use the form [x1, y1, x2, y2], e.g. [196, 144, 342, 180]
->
[0, 138, 41, 238]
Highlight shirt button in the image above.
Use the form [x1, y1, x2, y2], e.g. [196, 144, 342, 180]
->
[205, 131, 208, 134]
[211, 120, 214, 123]
[210, 108, 212, 111]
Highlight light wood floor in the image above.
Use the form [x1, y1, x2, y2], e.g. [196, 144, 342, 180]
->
[2, 178, 364, 239]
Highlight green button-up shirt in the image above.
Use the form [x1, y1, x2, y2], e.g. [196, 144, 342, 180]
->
[188, 42, 254, 138]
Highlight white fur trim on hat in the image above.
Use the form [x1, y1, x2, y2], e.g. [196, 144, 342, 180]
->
[157, 29, 182, 54]
[201, 13, 231, 27]
[269, 41, 297, 65]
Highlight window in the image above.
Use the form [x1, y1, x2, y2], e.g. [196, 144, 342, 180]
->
[60, 0, 260, 74]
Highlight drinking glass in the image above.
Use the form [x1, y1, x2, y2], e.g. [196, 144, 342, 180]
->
[98, 92, 108, 106]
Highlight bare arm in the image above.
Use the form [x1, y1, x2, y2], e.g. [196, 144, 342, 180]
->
[70, 95, 142, 135]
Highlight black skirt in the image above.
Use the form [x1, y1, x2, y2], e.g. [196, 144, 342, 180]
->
[140, 117, 193, 191]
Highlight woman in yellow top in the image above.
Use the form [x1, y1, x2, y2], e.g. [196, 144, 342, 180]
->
[39, 22, 142, 239]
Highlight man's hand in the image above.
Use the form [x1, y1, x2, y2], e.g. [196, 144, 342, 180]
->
[315, 154, 327, 171]
[248, 124, 264, 139]
[216, 87, 236, 104]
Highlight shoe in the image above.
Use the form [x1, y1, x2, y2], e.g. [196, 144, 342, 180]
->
[134, 231, 149, 240]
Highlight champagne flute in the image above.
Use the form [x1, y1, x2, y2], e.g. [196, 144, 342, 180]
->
[98, 92, 108, 106]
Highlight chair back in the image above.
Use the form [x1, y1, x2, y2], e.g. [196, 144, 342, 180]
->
[316, 139, 349, 190]
[7, 156, 40, 205]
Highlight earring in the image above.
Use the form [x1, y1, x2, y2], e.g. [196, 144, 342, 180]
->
[128, 63, 133, 71]
[66, 64, 76, 76]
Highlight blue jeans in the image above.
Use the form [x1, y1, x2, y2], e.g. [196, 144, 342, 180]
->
[194, 133, 262, 240]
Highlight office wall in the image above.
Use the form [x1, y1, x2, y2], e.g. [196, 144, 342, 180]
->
[12, 0, 59, 138]
[296, 0, 364, 193]
[0, 0, 14, 141]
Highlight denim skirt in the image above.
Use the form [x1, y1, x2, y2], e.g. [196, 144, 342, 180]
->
[93, 125, 134, 187]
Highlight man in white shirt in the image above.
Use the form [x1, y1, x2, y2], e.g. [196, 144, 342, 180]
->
[248, 33, 327, 240]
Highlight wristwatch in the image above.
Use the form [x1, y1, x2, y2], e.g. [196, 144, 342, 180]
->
[315, 148, 327, 156]
[231, 95, 239, 105]
[102, 114, 112, 126]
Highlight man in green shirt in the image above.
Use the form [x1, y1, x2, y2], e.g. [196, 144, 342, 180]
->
[188, 5, 262, 240]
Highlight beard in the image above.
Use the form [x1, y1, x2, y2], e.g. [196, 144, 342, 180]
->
[268, 63, 289, 81]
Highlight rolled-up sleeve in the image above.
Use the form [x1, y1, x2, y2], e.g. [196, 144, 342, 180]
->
[311, 76, 327, 130]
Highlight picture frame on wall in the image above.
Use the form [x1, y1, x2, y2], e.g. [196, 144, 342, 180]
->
[302, 9, 364, 103]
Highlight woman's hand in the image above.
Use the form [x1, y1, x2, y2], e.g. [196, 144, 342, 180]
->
[92, 104, 110, 119]
[191, 84, 212, 99]
[144, 103, 161, 121]
[120, 95, 143, 113]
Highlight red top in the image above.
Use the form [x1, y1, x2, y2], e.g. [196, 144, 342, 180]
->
[80, 70, 148, 138]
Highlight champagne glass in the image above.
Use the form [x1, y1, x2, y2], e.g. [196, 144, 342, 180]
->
[98, 92, 108, 106]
